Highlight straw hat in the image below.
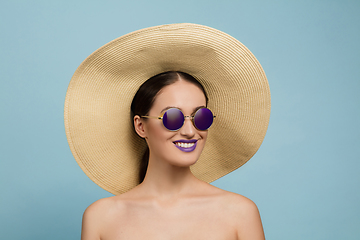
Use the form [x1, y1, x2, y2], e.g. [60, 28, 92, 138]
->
[64, 23, 270, 195]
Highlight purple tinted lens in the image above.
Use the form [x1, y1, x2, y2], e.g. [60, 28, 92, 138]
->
[194, 108, 213, 130]
[162, 108, 184, 131]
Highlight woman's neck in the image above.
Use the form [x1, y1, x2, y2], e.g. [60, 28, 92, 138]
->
[138, 157, 201, 200]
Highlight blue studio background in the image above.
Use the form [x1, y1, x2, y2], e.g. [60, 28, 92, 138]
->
[1, 0, 359, 239]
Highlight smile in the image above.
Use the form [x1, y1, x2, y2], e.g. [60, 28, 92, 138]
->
[173, 139, 198, 152]
[175, 142, 195, 148]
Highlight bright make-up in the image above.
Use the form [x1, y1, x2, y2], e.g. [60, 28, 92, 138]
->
[173, 139, 198, 152]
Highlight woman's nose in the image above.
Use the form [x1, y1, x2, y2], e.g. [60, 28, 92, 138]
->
[179, 118, 195, 137]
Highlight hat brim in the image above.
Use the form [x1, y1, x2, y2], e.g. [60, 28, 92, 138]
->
[64, 23, 271, 195]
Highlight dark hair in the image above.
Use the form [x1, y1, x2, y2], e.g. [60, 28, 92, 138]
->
[131, 71, 208, 183]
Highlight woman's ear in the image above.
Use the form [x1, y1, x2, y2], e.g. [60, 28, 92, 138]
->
[134, 115, 147, 138]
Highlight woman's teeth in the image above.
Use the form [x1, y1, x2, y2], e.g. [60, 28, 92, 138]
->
[175, 142, 195, 148]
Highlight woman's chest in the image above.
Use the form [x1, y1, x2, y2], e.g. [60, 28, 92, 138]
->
[101, 204, 238, 240]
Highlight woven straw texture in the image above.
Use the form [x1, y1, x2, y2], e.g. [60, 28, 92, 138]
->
[64, 23, 270, 195]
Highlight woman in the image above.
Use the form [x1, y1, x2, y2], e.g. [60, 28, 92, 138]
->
[65, 24, 270, 240]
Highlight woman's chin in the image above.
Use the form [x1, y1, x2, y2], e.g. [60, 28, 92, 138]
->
[170, 152, 201, 167]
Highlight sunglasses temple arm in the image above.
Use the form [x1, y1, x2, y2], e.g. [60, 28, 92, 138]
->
[141, 116, 163, 120]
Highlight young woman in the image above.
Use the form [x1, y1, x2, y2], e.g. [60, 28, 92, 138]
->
[65, 24, 270, 240]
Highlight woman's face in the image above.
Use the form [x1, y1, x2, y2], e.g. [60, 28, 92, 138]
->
[139, 79, 208, 167]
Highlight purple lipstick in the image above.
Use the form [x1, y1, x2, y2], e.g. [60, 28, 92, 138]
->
[173, 139, 198, 152]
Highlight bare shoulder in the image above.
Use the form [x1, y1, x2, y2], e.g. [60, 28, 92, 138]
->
[205, 186, 265, 240]
[203, 184, 258, 211]
[81, 196, 127, 240]
[220, 190, 260, 217]
[84, 197, 113, 216]
[83, 195, 132, 222]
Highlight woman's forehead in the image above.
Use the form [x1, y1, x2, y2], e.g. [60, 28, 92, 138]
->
[151, 81, 207, 112]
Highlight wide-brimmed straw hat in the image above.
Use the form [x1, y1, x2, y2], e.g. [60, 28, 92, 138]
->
[64, 23, 270, 195]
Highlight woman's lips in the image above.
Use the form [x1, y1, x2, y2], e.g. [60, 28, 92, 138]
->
[173, 139, 198, 152]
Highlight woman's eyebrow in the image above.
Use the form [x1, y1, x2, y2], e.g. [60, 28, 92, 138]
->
[160, 105, 206, 114]
[160, 106, 176, 113]
[191, 106, 206, 115]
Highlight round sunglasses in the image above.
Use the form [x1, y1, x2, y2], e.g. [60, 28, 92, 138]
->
[141, 107, 215, 131]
